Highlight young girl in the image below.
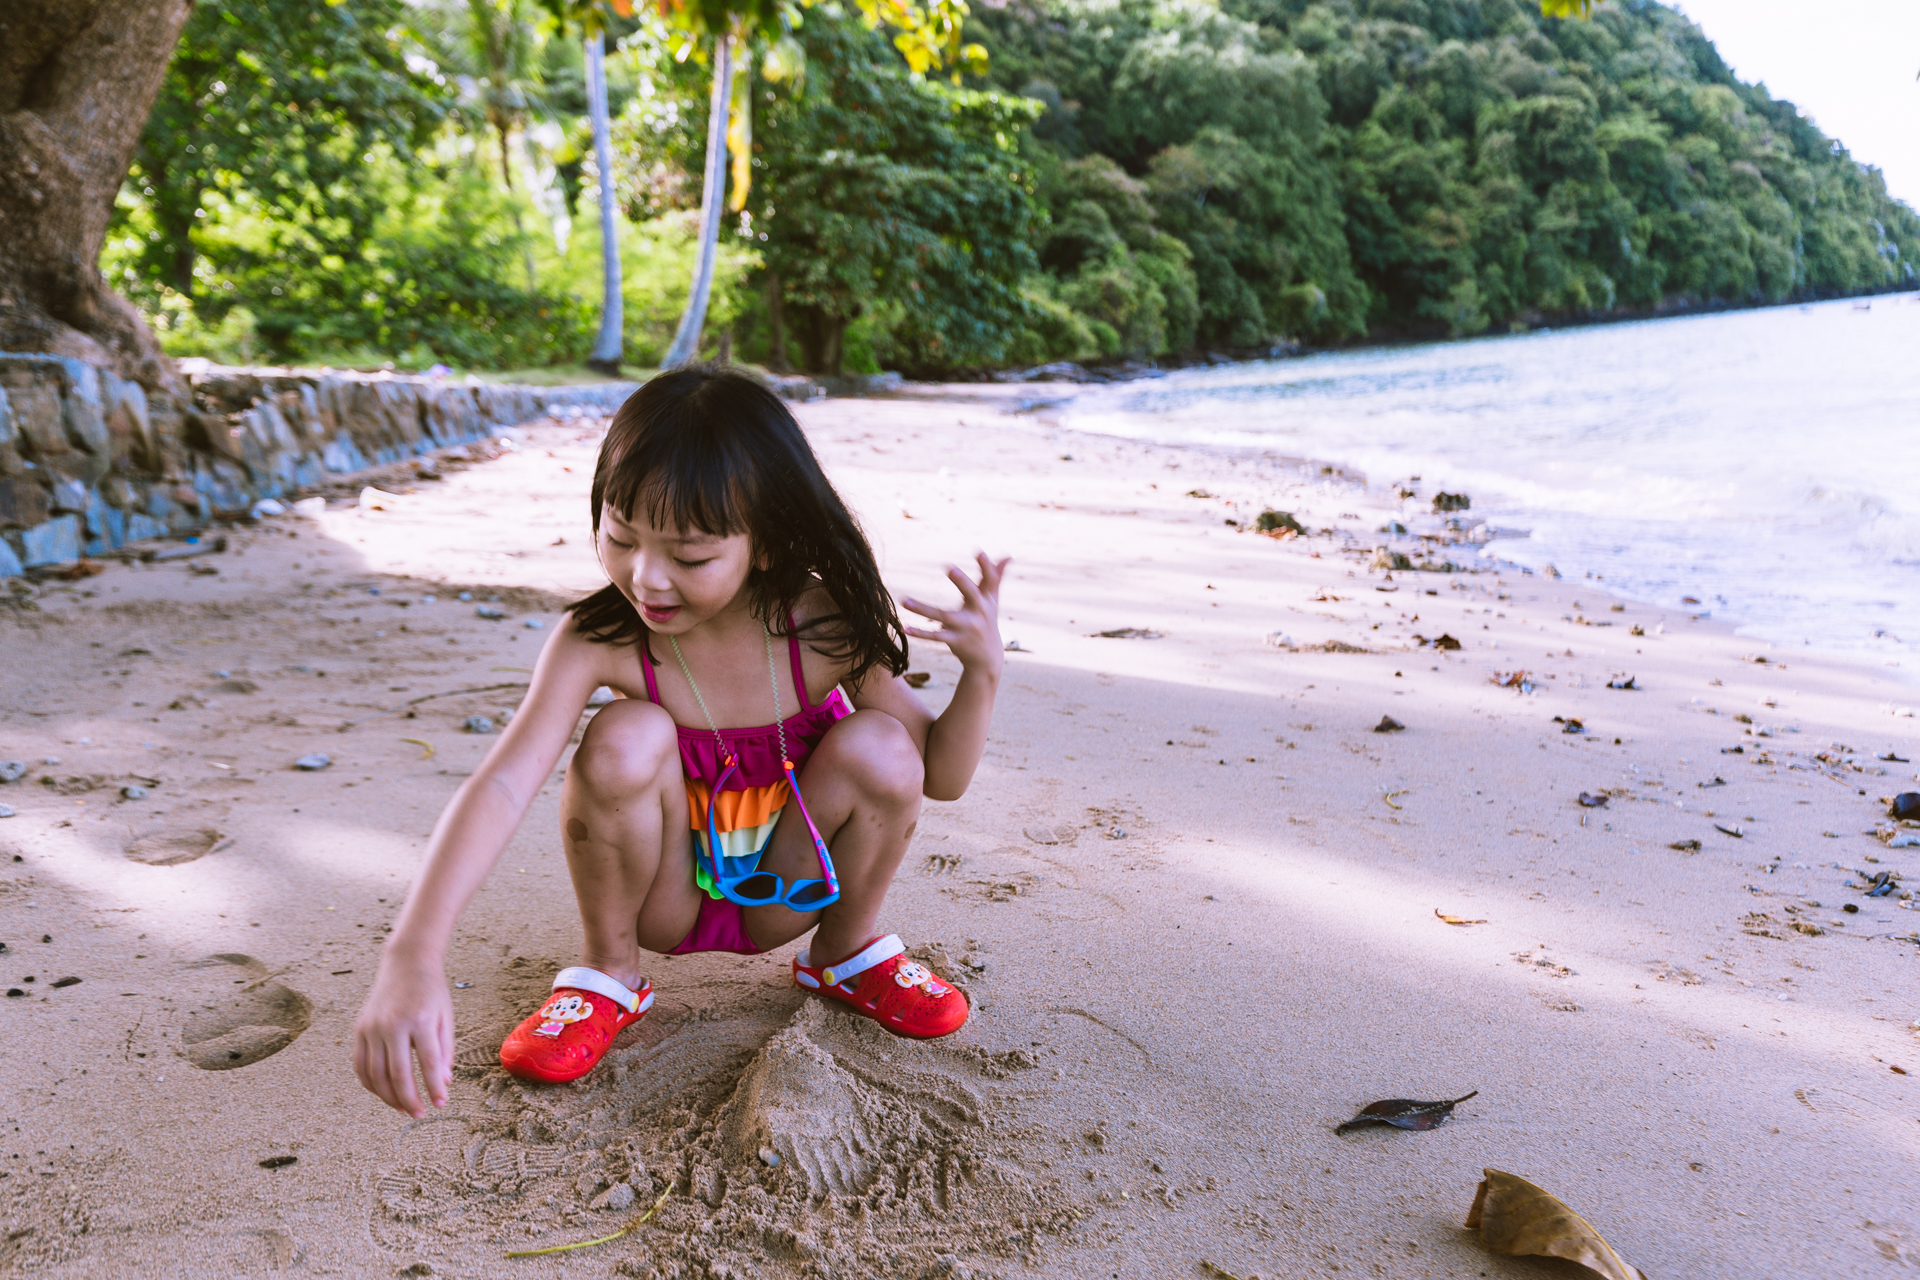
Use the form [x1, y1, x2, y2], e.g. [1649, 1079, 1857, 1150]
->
[352, 367, 1008, 1118]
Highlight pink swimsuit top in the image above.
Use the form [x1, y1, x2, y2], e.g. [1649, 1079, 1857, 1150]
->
[640, 621, 850, 900]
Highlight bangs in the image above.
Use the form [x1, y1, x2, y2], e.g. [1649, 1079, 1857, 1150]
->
[592, 380, 759, 538]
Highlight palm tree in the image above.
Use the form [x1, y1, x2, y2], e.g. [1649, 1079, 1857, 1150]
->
[584, 26, 624, 374]
[544, 0, 980, 375]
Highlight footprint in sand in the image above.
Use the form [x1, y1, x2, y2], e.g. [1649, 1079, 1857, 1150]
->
[125, 827, 228, 866]
[179, 954, 312, 1070]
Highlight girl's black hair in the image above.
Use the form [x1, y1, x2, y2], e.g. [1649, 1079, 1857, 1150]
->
[569, 365, 909, 685]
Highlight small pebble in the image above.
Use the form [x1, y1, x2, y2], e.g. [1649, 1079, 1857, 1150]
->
[759, 1147, 781, 1167]
[0, 805, 14, 819]
[457, 591, 473, 602]
[523, 617, 543, 629]
[463, 716, 496, 734]
[476, 605, 504, 620]
[0, 761, 25, 783]
[420, 595, 436, 605]
[50, 976, 80, 989]
[294, 753, 332, 771]
[590, 1182, 636, 1211]
[214, 670, 230, 679]
[367, 587, 381, 596]
[41, 756, 59, 766]
[121, 786, 148, 801]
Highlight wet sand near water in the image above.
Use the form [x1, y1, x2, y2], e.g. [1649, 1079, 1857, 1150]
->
[1, 387, 1916, 1278]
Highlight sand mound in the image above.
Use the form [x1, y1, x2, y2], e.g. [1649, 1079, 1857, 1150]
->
[371, 999, 1080, 1278]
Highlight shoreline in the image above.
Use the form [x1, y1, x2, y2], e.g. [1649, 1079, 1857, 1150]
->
[2, 390, 1916, 1277]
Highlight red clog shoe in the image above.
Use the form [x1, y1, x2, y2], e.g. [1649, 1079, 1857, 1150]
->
[792, 934, 969, 1039]
[499, 967, 653, 1084]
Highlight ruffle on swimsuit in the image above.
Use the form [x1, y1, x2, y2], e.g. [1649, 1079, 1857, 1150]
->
[644, 618, 850, 955]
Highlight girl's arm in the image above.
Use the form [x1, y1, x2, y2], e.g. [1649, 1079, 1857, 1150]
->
[850, 554, 1009, 802]
[351, 614, 610, 1117]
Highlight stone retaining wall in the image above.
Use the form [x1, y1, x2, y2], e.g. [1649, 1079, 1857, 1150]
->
[0, 355, 638, 576]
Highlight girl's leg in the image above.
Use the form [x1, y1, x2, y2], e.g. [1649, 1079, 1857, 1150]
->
[559, 699, 705, 986]
[742, 709, 925, 962]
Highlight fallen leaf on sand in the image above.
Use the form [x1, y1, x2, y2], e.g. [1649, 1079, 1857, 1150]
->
[1713, 823, 1744, 838]
[1382, 789, 1410, 810]
[1096, 627, 1162, 639]
[1465, 1169, 1647, 1280]
[1435, 909, 1486, 926]
[1429, 633, 1462, 650]
[1336, 1090, 1477, 1134]
[1578, 792, 1608, 808]
[1668, 839, 1701, 853]
[401, 738, 436, 760]
[1373, 716, 1406, 733]
[1201, 1261, 1250, 1280]
[1607, 674, 1639, 690]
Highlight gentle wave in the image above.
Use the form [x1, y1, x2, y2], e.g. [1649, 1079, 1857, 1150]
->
[1060, 293, 1920, 665]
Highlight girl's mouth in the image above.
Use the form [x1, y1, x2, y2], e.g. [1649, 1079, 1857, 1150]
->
[641, 603, 681, 623]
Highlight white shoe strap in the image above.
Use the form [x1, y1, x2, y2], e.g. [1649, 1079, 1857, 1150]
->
[819, 935, 905, 988]
[553, 966, 650, 1014]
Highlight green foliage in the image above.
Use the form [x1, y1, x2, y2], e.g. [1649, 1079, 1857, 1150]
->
[975, 0, 1920, 348]
[729, 11, 1044, 374]
[120, 0, 447, 299]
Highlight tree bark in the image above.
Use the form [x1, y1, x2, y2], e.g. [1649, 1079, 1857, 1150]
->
[660, 33, 734, 370]
[0, 0, 192, 396]
[584, 30, 623, 376]
[765, 272, 789, 372]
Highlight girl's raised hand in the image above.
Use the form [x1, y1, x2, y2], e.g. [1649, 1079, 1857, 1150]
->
[901, 553, 1011, 674]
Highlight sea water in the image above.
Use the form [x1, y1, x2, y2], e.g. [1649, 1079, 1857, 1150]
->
[1061, 293, 1920, 668]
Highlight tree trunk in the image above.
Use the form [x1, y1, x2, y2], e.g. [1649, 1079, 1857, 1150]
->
[765, 272, 789, 372]
[584, 31, 623, 376]
[0, 0, 193, 396]
[660, 33, 734, 370]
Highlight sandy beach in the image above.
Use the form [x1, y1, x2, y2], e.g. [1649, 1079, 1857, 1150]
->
[1, 383, 1916, 1279]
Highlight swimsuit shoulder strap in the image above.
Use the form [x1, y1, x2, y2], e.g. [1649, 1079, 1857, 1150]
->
[639, 631, 662, 705]
[786, 611, 816, 713]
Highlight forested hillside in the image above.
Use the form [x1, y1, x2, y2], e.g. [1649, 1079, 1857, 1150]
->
[970, 0, 1920, 355]
[106, 0, 1920, 376]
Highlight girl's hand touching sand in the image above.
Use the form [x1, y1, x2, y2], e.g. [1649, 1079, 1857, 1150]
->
[901, 553, 1011, 674]
[352, 955, 454, 1118]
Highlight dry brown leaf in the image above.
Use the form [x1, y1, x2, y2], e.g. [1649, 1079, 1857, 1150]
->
[1435, 909, 1487, 926]
[1466, 1169, 1648, 1280]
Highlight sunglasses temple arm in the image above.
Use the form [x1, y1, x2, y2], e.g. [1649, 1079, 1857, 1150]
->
[784, 761, 839, 891]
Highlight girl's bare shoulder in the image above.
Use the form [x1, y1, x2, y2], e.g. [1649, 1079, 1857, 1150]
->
[546, 609, 650, 697]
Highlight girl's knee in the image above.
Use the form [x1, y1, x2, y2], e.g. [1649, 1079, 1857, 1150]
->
[825, 710, 924, 803]
[571, 700, 679, 794]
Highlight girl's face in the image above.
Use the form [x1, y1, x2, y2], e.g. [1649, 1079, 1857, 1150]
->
[597, 503, 757, 634]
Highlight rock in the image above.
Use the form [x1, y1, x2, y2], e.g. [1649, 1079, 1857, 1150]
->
[1373, 716, 1406, 733]
[121, 786, 148, 800]
[0, 805, 14, 818]
[50, 976, 80, 988]
[1890, 793, 1920, 821]
[590, 1182, 636, 1212]
[249, 498, 286, 518]
[463, 716, 496, 734]
[457, 591, 473, 601]
[1256, 509, 1306, 535]
[0, 761, 25, 783]
[475, 605, 504, 620]
[294, 753, 332, 771]
[358, 486, 405, 512]
[291, 496, 326, 518]
[1432, 492, 1471, 513]
[1577, 791, 1608, 808]
[1370, 547, 1413, 571]
[20, 515, 82, 568]
[522, 617, 542, 629]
